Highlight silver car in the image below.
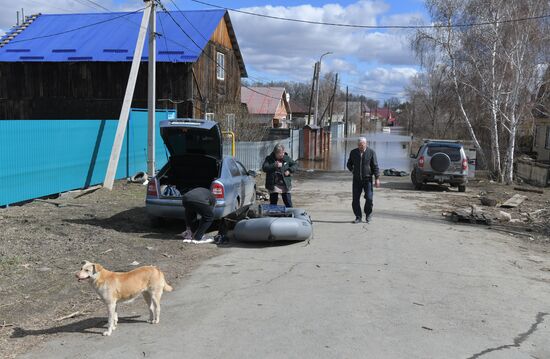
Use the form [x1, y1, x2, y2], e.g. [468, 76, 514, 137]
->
[145, 119, 256, 226]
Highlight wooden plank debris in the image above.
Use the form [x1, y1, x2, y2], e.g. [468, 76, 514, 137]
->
[514, 186, 544, 194]
[501, 194, 527, 208]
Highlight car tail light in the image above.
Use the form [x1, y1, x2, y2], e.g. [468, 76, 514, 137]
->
[211, 182, 224, 200]
[462, 159, 468, 171]
[147, 178, 158, 197]
[418, 156, 424, 168]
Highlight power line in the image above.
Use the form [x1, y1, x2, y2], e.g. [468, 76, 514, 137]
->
[157, 0, 282, 101]
[70, 0, 102, 12]
[21, 0, 82, 14]
[191, 0, 550, 29]
[168, 0, 209, 42]
[5, 8, 146, 45]
[345, 84, 403, 96]
[157, 8, 173, 63]
[163, 1, 302, 86]
[78, 0, 110, 12]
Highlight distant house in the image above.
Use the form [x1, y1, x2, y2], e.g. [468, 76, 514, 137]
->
[0, 9, 247, 119]
[288, 100, 310, 128]
[331, 100, 370, 130]
[368, 107, 397, 126]
[241, 87, 291, 128]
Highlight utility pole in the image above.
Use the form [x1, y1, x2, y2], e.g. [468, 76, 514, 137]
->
[360, 96, 363, 135]
[343, 86, 349, 169]
[307, 62, 318, 126]
[104, 1, 152, 190]
[147, 0, 156, 177]
[328, 73, 338, 127]
[314, 51, 332, 126]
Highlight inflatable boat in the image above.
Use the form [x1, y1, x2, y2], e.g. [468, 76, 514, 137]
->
[232, 205, 312, 242]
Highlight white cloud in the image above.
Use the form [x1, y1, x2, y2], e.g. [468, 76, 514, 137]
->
[351, 66, 418, 98]
[229, 0, 423, 97]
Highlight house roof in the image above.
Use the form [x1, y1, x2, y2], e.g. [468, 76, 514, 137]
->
[241, 87, 286, 115]
[289, 100, 309, 115]
[371, 108, 395, 119]
[0, 9, 247, 76]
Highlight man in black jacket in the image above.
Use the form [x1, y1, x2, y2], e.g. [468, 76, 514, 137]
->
[346, 137, 380, 223]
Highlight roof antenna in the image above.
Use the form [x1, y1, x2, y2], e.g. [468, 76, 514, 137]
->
[21, 8, 25, 23]
[16, 11, 19, 26]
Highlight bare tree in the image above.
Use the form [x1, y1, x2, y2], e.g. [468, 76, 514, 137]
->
[413, 0, 549, 182]
[415, 0, 488, 168]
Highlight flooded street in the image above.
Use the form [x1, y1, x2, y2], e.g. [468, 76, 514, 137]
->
[300, 127, 412, 172]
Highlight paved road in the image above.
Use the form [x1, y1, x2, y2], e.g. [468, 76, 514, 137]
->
[22, 172, 550, 358]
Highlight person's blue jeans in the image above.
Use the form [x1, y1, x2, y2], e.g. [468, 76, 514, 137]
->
[269, 192, 292, 207]
[352, 178, 373, 220]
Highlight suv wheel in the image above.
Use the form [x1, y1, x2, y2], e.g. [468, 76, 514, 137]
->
[458, 185, 466, 193]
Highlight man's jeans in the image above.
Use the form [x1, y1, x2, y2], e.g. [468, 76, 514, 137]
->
[269, 192, 293, 208]
[352, 178, 373, 220]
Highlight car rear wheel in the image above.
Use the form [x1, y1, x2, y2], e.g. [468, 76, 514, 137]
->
[458, 185, 466, 193]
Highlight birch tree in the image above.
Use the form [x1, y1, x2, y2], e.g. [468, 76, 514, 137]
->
[414, 0, 549, 182]
[415, 0, 488, 168]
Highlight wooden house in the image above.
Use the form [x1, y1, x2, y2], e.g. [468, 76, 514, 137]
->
[0, 9, 247, 120]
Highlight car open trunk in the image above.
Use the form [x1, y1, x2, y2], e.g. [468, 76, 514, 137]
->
[157, 154, 220, 197]
[157, 119, 223, 197]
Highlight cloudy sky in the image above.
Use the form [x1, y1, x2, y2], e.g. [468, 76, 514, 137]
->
[0, 0, 428, 100]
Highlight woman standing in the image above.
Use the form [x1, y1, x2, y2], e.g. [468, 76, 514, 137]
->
[262, 143, 297, 207]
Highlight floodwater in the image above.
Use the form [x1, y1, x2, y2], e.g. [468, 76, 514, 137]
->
[299, 127, 412, 172]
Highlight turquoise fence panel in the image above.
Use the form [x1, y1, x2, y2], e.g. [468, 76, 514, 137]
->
[0, 109, 175, 206]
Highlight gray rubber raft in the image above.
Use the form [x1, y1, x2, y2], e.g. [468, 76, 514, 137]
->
[232, 207, 312, 242]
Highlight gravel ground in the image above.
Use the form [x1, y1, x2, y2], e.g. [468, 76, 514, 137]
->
[0, 181, 220, 359]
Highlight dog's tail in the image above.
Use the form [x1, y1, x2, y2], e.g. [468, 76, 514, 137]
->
[160, 271, 173, 292]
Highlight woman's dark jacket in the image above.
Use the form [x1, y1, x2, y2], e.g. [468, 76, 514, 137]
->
[262, 152, 297, 191]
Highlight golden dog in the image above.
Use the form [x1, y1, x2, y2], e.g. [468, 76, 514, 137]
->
[76, 261, 173, 336]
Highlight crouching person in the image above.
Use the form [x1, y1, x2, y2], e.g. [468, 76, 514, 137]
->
[179, 187, 216, 244]
[262, 143, 297, 208]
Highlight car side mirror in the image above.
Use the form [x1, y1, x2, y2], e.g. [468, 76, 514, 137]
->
[247, 170, 257, 177]
[410, 154, 416, 159]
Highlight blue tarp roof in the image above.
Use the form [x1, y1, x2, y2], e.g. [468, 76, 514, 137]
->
[0, 10, 231, 64]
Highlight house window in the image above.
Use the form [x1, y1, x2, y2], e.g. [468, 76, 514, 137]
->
[546, 126, 550, 150]
[205, 113, 215, 121]
[216, 52, 225, 80]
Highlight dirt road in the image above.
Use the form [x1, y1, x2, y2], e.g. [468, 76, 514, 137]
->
[10, 172, 550, 359]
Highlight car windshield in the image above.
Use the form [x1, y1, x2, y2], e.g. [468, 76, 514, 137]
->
[427, 145, 461, 161]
